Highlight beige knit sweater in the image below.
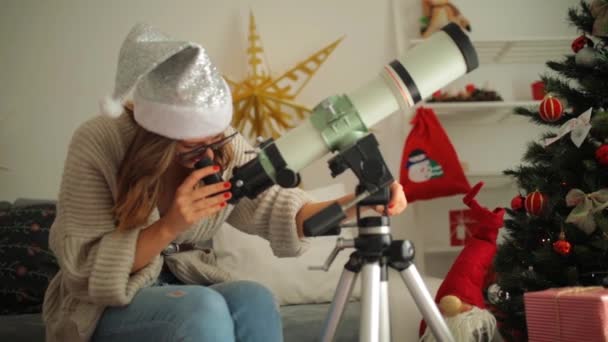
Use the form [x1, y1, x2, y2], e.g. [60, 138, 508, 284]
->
[42, 114, 312, 341]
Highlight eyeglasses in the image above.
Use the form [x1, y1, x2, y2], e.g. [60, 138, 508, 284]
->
[178, 131, 238, 163]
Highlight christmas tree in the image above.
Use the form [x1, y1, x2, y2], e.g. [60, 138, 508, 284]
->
[491, 1, 608, 340]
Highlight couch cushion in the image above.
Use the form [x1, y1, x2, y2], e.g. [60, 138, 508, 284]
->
[0, 304, 358, 342]
[0, 201, 11, 211]
[281, 302, 360, 342]
[0, 313, 45, 341]
[0, 204, 58, 315]
[12, 198, 57, 208]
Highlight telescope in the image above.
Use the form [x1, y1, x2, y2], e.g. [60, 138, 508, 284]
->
[227, 23, 477, 235]
[219, 23, 479, 342]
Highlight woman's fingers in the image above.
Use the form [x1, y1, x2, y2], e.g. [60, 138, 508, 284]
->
[191, 194, 228, 219]
[389, 182, 403, 203]
[191, 181, 231, 200]
[178, 165, 221, 194]
[193, 204, 225, 219]
[370, 182, 407, 216]
[388, 182, 406, 214]
[192, 192, 231, 211]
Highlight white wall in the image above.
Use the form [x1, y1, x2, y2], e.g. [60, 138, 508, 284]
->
[0, 0, 398, 199]
[1, 0, 578, 272]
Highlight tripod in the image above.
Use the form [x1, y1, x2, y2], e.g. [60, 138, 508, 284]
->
[309, 187, 454, 342]
[302, 134, 453, 342]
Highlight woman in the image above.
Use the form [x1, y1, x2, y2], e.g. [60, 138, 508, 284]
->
[42, 23, 407, 342]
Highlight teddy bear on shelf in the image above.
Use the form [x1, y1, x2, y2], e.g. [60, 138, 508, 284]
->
[421, 0, 472, 38]
[419, 182, 505, 342]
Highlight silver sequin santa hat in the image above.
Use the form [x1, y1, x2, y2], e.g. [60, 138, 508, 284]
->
[100, 23, 232, 140]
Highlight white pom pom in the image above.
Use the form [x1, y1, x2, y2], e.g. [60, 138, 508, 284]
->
[99, 96, 124, 118]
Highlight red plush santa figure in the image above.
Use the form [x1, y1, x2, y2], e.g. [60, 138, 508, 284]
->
[420, 182, 505, 342]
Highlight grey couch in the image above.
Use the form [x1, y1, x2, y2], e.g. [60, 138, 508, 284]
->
[0, 198, 361, 341]
[1, 198, 451, 341]
[0, 303, 361, 341]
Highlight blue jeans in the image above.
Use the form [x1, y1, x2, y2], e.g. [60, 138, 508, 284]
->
[92, 272, 282, 342]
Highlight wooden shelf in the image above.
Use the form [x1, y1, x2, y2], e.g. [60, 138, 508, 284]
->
[425, 101, 538, 116]
[425, 246, 463, 255]
[423, 100, 539, 123]
[466, 172, 516, 189]
[410, 37, 575, 64]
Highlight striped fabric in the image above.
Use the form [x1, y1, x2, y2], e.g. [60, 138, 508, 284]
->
[42, 114, 311, 342]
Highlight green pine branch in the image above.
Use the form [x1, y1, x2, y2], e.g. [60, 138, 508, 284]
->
[568, 0, 594, 33]
[491, 2, 608, 339]
[513, 106, 567, 127]
[504, 164, 558, 193]
[547, 56, 608, 88]
[542, 75, 596, 112]
[522, 140, 557, 165]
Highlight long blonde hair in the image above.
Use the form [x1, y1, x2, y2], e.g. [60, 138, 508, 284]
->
[114, 108, 233, 230]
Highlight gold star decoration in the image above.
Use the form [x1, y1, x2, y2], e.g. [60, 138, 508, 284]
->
[225, 11, 343, 141]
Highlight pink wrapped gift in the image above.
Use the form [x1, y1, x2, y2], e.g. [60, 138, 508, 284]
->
[524, 287, 608, 342]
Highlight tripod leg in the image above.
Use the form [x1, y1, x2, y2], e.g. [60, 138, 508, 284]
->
[379, 264, 391, 342]
[399, 264, 454, 342]
[320, 267, 359, 342]
[360, 263, 381, 342]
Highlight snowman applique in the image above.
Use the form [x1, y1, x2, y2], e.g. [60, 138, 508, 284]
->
[406, 149, 444, 183]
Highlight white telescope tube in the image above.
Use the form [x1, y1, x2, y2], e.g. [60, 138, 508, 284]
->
[276, 23, 478, 173]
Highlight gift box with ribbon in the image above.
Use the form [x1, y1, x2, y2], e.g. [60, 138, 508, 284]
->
[524, 286, 608, 342]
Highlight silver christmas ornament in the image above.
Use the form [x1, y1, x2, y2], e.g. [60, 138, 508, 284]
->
[575, 46, 601, 67]
[487, 283, 510, 304]
[487, 283, 501, 304]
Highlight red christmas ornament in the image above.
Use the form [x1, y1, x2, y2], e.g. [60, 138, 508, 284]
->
[572, 35, 590, 53]
[27, 243, 41, 256]
[553, 232, 571, 256]
[525, 190, 547, 216]
[465, 83, 476, 93]
[531, 81, 546, 100]
[595, 144, 608, 166]
[511, 195, 524, 211]
[16, 265, 28, 277]
[539, 96, 564, 122]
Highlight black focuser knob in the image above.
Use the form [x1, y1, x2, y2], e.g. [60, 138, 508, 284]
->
[276, 169, 301, 188]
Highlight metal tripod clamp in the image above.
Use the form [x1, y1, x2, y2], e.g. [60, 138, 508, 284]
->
[309, 238, 356, 271]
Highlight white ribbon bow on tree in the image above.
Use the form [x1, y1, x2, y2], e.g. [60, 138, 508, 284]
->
[544, 108, 593, 148]
[565, 188, 608, 235]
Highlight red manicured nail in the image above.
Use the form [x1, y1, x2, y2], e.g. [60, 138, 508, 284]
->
[389, 204, 395, 209]
[224, 182, 231, 188]
[220, 202, 226, 207]
[224, 192, 231, 198]
[213, 165, 220, 171]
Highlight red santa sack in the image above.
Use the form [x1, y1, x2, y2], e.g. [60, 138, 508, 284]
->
[399, 107, 470, 202]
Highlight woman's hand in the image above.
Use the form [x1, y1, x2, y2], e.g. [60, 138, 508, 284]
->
[162, 165, 232, 235]
[296, 181, 408, 238]
[375, 181, 407, 216]
[131, 165, 231, 273]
